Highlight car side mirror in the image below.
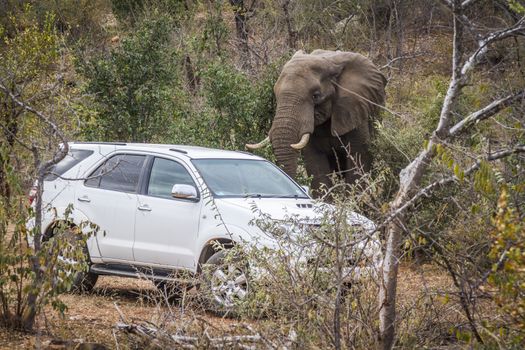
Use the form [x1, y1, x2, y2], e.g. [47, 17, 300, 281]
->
[171, 184, 198, 200]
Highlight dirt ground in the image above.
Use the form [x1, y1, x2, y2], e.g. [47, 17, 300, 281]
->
[0, 274, 255, 350]
[0, 277, 160, 349]
[0, 263, 452, 349]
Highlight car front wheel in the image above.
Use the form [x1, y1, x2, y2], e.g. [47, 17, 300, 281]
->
[201, 250, 249, 315]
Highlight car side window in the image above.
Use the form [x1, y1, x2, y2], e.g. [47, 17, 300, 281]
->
[147, 158, 196, 199]
[85, 154, 146, 193]
[45, 149, 94, 181]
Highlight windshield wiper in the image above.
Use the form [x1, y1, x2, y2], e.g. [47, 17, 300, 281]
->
[243, 194, 306, 199]
[243, 193, 262, 198]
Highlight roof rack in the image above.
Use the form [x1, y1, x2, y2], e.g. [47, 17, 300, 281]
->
[72, 141, 127, 146]
[169, 148, 188, 154]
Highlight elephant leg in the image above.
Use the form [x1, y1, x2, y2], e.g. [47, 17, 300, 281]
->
[344, 129, 372, 185]
[302, 143, 332, 197]
[344, 143, 371, 184]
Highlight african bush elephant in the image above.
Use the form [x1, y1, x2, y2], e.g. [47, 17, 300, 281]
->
[247, 49, 386, 195]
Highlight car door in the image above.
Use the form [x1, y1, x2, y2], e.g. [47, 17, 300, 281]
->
[76, 153, 147, 262]
[133, 156, 202, 270]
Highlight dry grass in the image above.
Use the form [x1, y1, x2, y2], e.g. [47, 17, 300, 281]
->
[0, 262, 477, 349]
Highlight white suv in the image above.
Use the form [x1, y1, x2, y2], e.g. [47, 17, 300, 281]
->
[33, 142, 381, 312]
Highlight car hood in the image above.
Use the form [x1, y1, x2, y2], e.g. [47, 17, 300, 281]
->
[214, 197, 375, 230]
[215, 197, 322, 222]
[212, 196, 381, 269]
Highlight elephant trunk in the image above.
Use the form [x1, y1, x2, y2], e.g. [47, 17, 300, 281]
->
[269, 102, 313, 178]
[271, 125, 300, 178]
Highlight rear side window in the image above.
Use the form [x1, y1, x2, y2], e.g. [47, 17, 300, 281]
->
[85, 154, 146, 193]
[45, 149, 94, 181]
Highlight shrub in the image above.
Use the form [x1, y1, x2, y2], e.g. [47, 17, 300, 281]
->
[77, 11, 184, 142]
[489, 186, 525, 344]
[169, 56, 284, 158]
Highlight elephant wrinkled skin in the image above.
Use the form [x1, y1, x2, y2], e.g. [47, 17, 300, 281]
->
[247, 49, 387, 196]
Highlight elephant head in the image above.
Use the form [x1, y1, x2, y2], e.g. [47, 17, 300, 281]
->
[247, 49, 386, 180]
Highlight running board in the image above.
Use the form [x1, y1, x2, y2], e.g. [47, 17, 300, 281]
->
[90, 264, 192, 283]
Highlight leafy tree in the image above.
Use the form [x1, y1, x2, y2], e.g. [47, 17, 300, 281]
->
[77, 12, 183, 142]
[0, 9, 95, 331]
[0, 10, 59, 198]
[197, 59, 279, 150]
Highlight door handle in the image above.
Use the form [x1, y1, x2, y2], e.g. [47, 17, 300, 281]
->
[77, 196, 91, 203]
[137, 205, 152, 212]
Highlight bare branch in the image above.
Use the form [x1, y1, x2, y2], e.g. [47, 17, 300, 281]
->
[113, 302, 127, 323]
[436, 13, 525, 135]
[450, 90, 525, 135]
[438, 0, 453, 10]
[116, 321, 263, 348]
[380, 52, 426, 71]
[461, 0, 479, 8]
[436, 0, 464, 134]
[461, 17, 525, 76]
[0, 123, 34, 152]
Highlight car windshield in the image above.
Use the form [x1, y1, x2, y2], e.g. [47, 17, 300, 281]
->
[192, 159, 308, 198]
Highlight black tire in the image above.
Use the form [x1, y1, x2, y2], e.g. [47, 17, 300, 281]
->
[200, 250, 249, 316]
[71, 261, 99, 293]
[50, 225, 98, 293]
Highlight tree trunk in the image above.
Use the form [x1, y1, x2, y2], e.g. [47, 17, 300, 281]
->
[280, 0, 297, 49]
[184, 56, 199, 94]
[230, 0, 251, 68]
[378, 149, 434, 349]
[378, 222, 403, 349]
[378, 3, 464, 347]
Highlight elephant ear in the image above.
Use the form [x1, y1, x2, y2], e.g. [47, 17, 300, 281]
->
[314, 51, 386, 139]
[292, 49, 306, 59]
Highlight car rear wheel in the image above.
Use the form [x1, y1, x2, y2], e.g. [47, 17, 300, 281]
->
[71, 259, 98, 293]
[56, 234, 98, 293]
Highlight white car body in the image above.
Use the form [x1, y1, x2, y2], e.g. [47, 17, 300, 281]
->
[33, 142, 381, 284]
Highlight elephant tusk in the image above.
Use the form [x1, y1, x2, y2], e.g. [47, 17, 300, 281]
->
[290, 133, 310, 150]
[245, 136, 270, 150]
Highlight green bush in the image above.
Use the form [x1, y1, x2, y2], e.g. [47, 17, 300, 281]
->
[0, 0, 111, 43]
[169, 56, 285, 156]
[488, 186, 525, 345]
[77, 11, 184, 142]
[199, 60, 276, 148]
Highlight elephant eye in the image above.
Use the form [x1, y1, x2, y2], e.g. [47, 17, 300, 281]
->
[312, 91, 322, 101]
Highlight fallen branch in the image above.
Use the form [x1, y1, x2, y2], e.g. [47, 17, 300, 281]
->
[116, 321, 264, 349]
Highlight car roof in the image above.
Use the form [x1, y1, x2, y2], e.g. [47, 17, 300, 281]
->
[68, 142, 264, 160]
